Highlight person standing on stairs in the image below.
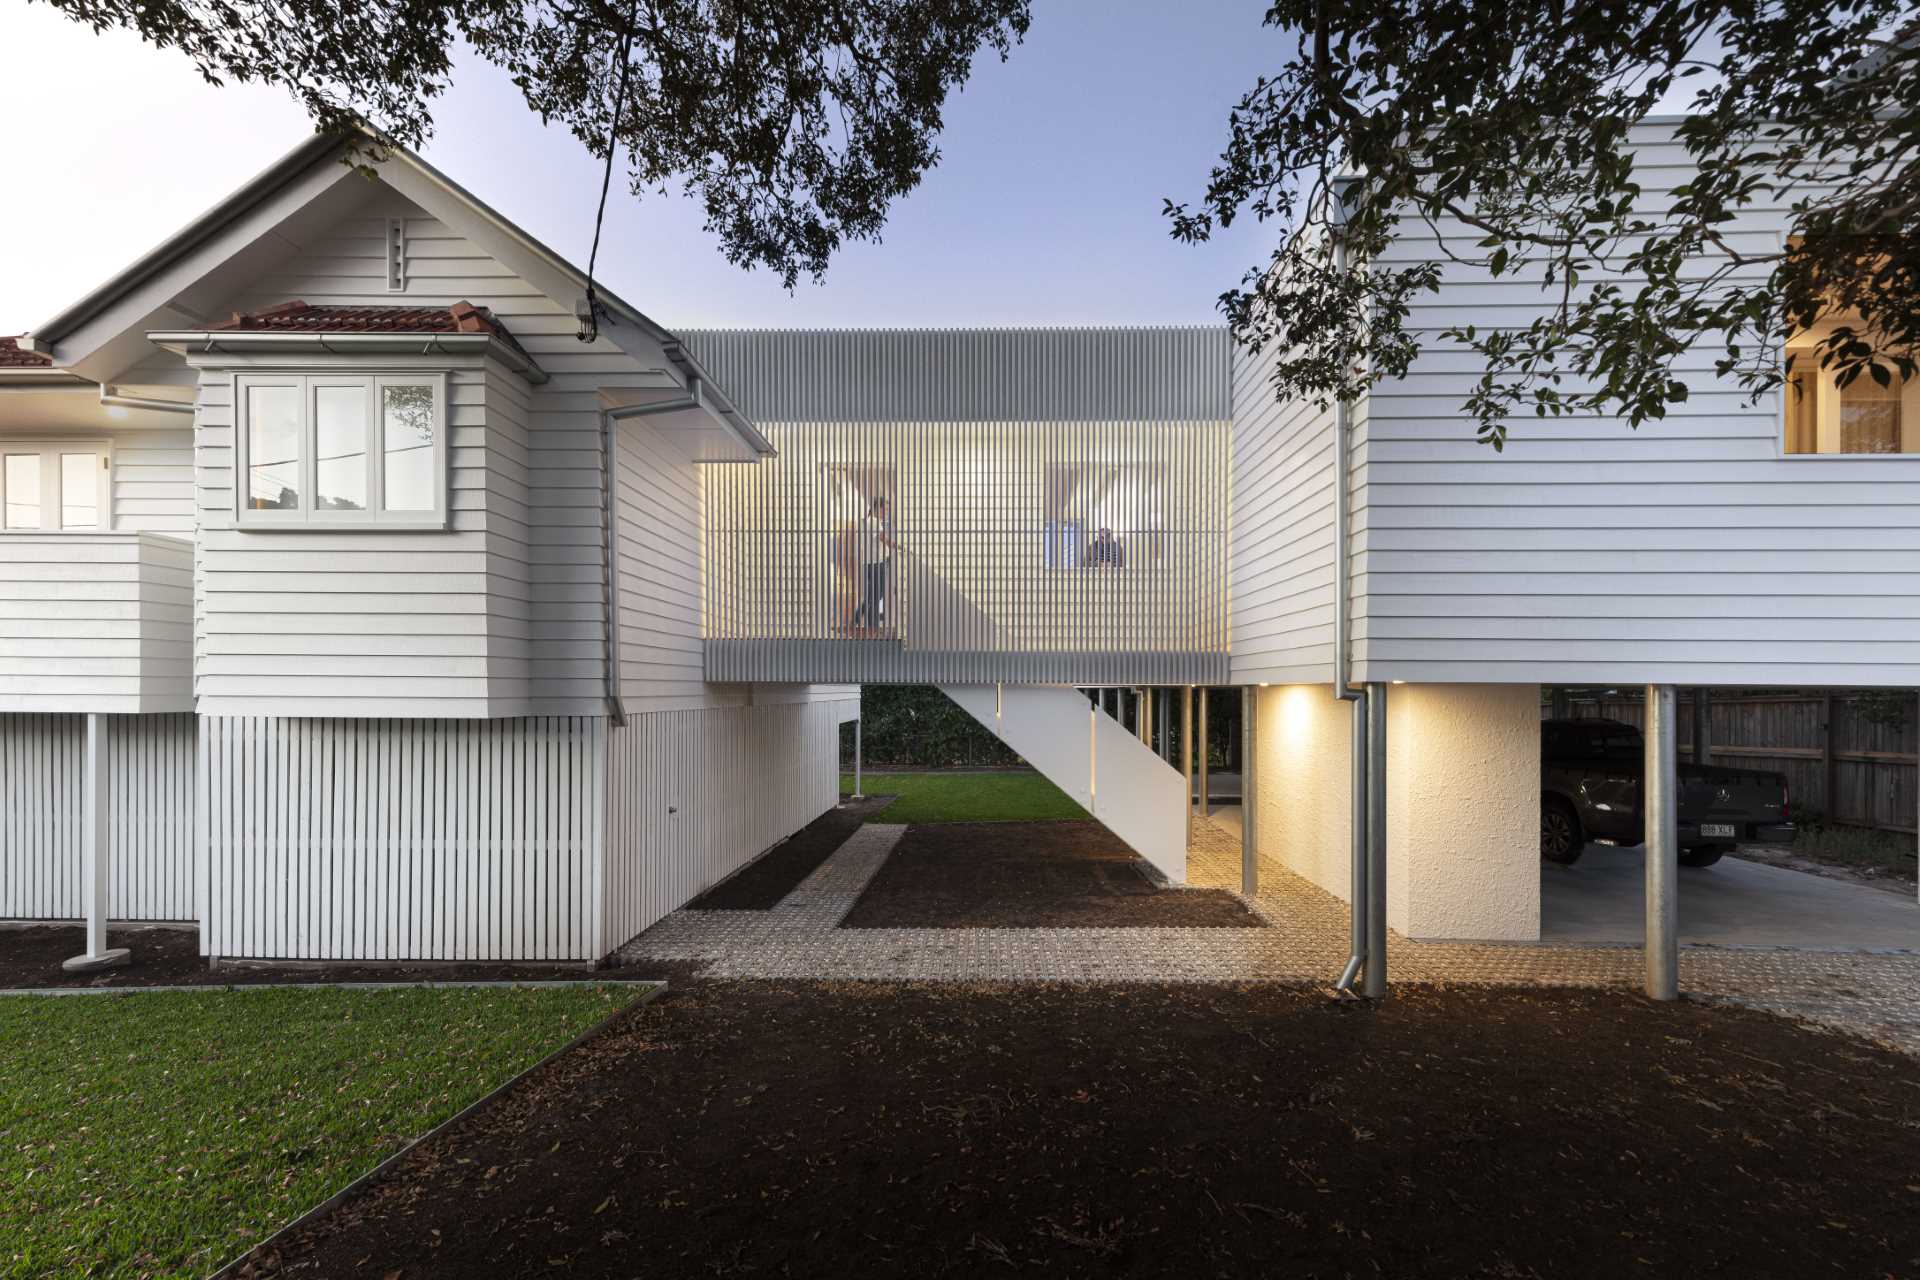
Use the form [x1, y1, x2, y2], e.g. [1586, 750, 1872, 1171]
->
[850, 494, 899, 637]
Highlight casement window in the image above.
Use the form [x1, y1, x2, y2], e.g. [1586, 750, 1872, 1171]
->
[234, 373, 447, 526]
[1783, 336, 1919, 457]
[0, 441, 111, 531]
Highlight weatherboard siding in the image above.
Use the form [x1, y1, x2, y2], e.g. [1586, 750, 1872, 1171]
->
[190, 184, 625, 716]
[1228, 333, 1360, 687]
[1352, 121, 1920, 686]
[0, 532, 192, 713]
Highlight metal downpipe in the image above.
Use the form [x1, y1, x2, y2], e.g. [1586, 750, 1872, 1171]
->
[1326, 175, 1375, 995]
[1334, 686, 1369, 992]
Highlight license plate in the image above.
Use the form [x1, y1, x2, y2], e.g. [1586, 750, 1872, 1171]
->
[1701, 823, 1737, 838]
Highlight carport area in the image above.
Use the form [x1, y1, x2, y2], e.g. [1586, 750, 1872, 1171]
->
[1543, 843, 1918, 949]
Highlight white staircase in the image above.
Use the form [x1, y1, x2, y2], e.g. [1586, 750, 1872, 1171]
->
[939, 684, 1187, 882]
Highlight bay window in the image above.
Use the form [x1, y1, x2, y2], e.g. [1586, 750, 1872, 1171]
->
[0, 441, 111, 531]
[235, 373, 446, 526]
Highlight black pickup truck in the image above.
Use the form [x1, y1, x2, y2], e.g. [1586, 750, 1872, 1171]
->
[1541, 718, 1795, 867]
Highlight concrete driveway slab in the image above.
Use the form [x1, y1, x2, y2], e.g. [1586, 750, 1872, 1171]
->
[1542, 843, 1919, 950]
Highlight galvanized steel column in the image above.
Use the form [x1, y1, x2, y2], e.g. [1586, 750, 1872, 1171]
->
[1645, 684, 1680, 1001]
[1364, 684, 1388, 1000]
[1197, 690, 1210, 821]
[1181, 686, 1194, 847]
[1241, 686, 1258, 897]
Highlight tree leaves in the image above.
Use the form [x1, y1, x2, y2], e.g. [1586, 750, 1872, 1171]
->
[1172, 0, 1920, 445]
[40, 0, 1031, 287]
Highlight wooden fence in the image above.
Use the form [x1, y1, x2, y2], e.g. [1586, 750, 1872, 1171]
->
[1553, 691, 1919, 834]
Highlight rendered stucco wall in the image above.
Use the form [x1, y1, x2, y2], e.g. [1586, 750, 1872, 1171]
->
[1251, 684, 1356, 901]
[1385, 683, 1541, 942]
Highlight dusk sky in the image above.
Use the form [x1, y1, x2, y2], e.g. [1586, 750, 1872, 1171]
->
[1, 2, 1287, 335]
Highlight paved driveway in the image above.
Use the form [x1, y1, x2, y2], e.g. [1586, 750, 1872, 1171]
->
[1542, 844, 1918, 950]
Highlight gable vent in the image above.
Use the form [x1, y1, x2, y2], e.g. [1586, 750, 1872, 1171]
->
[385, 218, 407, 292]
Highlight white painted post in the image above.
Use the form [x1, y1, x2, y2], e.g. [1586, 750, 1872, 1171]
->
[852, 717, 865, 800]
[63, 714, 130, 973]
[1645, 684, 1680, 1001]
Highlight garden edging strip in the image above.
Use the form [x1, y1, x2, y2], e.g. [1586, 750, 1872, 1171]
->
[199, 980, 667, 1280]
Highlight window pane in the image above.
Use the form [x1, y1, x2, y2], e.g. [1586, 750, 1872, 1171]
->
[60, 453, 99, 528]
[1839, 373, 1902, 454]
[1783, 368, 1816, 454]
[314, 385, 368, 511]
[247, 384, 302, 510]
[3, 454, 39, 528]
[382, 383, 435, 511]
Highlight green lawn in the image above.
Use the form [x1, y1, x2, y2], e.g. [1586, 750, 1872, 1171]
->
[1, 984, 641, 1280]
[841, 770, 1089, 823]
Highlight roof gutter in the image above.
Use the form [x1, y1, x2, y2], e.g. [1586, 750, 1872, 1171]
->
[101, 383, 194, 415]
[145, 329, 550, 385]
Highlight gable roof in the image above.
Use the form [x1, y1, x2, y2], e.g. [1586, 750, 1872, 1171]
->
[24, 130, 768, 454]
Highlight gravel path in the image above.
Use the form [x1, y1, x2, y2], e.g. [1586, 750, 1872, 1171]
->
[623, 815, 1920, 1055]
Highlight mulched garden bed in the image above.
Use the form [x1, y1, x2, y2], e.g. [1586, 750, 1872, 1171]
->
[235, 978, 1920, 1279]
[687, 796, 896, 910]
[840, 818, 1262, 928]
[0, 924, 635, 989]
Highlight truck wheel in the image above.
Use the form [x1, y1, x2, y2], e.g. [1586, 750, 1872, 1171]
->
[1540, 797, 1584, 864]
[1680, 843, 1730, 868]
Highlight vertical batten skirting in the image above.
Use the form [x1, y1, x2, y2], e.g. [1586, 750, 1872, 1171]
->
[0, 712, 195, 921]
[199, 715, 601, 961]
[602, 699, 849, 949]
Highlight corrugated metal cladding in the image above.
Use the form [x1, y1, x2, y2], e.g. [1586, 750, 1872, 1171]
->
[688, 328, 1233, 685]
[680, 328, 1232, 424]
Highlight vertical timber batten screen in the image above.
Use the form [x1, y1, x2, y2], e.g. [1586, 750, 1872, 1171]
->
[687, 329, 1233, 685]
[200, 716, 603, 962]
[0, 712, 196, 922]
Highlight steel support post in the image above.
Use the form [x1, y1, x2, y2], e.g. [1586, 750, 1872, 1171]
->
[1197, 690, 1210, 820]
[1181, 686, 1194, 847]
[1241, 686, 1258, 897]
[1645, 684, 1680, 1000]
[1363, 684, 1388, 999]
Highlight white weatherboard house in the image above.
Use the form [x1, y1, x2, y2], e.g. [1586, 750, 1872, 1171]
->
[3, 124, 1916, 981]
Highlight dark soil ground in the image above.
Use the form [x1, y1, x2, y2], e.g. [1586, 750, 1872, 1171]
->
[688, 796, 896, 910]
[841, 819, 1262, 928]
[235, 977, 1920, 1280]
[0, 925, 640, 989]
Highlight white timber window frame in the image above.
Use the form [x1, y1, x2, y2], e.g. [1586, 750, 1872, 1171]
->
[0, 438, 113, 532]
[233, 371, 449, 528]
[1781, 303, 1920, 459]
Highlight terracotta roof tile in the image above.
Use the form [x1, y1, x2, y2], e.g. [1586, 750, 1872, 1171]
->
[209, 300, 530, 360]
[0, 336, 52, 368]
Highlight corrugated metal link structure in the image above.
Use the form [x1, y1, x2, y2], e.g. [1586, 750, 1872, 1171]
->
[686, 328, 1233, 685]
